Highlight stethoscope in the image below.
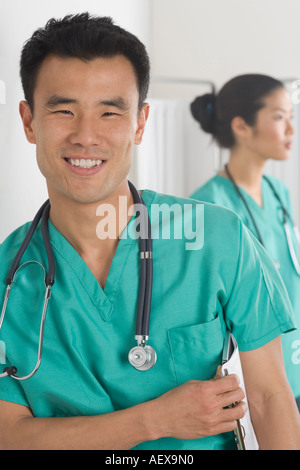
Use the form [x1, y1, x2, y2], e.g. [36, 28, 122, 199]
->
[224, 164, 300, 275]
[0, 181, 156, 381]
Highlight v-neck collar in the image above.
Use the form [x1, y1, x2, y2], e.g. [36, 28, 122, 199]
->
[48, 190, 156, 322]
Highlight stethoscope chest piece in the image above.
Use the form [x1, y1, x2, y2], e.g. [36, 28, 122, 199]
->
[128, 339, 157, 371]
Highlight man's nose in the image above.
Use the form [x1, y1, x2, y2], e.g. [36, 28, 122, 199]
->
[69, 114, 102, 147]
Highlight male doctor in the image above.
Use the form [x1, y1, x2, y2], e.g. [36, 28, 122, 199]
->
[0, 13, 299, 450]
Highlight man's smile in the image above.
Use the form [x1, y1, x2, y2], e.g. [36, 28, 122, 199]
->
[65, 158, 103, 169]
[63, 157, 106, 176]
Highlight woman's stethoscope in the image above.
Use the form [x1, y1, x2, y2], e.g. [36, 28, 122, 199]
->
[224, 164, 300, 275]
[0, 182, 156, 381]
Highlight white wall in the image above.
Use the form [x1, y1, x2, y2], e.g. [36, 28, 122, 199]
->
[0, 0, 151, 242]
[151, 0, 300, 92]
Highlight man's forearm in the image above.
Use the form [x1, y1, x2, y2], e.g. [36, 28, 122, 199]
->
[0, 400, 156, 450]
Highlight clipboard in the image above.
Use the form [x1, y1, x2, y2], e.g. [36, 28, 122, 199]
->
[221, 331, 259, 450]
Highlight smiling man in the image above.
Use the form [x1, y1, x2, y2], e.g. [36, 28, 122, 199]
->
[0, 13, 299, 450]
[21, 54, 145, 205]
[19, 50, 148, 285]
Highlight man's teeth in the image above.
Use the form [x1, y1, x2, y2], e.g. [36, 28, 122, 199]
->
[68, 158, 103, 169]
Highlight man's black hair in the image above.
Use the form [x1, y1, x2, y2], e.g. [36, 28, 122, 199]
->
[20, 12, 150, 112]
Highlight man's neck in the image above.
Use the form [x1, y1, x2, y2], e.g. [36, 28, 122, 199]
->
[47, 181, 134, 288]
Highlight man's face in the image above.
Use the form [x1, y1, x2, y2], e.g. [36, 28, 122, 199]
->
[20, 54, 149, 205]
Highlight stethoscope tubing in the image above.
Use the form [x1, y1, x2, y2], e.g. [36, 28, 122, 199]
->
[0, 285, 51, 380]
[224, 164, 300, 276]
[41, 202, 55, 286]
[0, 201, 54, 380]
[6, 200, 50, 285]
[224, 165, 265, 246]
[128, 181, 153, 338]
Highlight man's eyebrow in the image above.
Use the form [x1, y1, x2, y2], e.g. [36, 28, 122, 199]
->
[45, 95, 130, 110]
[100, 98, 130, 110]
[46, 95, 78, 107]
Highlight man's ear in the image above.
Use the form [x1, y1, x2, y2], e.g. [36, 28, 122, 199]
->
[19, 100, 36, 144]
[134, 103, 150, 145]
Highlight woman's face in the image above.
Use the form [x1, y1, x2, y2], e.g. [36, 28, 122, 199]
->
[238, 88, 294, 161]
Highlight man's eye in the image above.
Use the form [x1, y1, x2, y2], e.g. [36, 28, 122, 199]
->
[102, 112, 118, 117]
[56, 110, 73, 115]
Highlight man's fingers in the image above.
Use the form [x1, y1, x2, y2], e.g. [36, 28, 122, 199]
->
[213, 374, 241, 395]
[221, 401, 247, 422]
[211, 373, 246, 412]
[219, 387, 246, 408]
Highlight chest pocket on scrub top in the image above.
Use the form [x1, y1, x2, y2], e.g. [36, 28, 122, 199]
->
[167, 315, 224, 385]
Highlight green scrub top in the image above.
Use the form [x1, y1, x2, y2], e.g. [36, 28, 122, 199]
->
[191, 175, 300, 399]
[0, 190, 296, 450]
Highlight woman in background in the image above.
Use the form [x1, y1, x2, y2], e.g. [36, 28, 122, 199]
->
[190, 74, 300, 408]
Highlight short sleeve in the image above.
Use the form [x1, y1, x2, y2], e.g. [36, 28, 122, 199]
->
[224, 219, 296, 351]
[0, 372, 29, 407]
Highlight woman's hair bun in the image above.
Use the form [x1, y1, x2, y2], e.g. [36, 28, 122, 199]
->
[190, 93, 216, 134]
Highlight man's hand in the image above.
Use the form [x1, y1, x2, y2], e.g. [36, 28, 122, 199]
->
[149, 374, 246, 441]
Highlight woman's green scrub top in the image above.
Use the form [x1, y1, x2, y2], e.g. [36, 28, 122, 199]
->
[0, 190, 296, 450]
[191, 175, 300, 400]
